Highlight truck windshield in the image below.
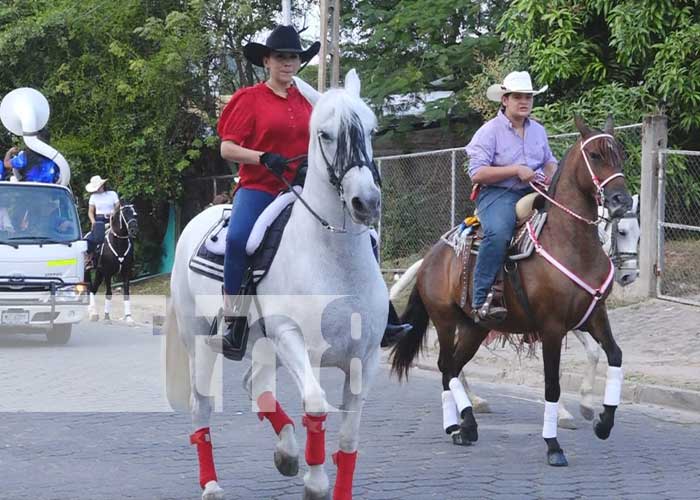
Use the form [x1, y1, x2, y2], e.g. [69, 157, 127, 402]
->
[0, 184, 81, 244]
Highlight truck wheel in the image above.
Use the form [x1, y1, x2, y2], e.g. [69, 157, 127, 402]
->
[47, 324, 72, 345]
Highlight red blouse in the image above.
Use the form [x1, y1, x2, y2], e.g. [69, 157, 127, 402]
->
[217, 82, 312, 195]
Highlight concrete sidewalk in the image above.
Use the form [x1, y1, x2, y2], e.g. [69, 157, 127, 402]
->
[394, 299, 700, 414]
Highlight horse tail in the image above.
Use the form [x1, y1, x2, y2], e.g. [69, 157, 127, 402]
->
[164, 304, 192, 412]
[390, 283, 430, 381]
[389, 258, 423, 301]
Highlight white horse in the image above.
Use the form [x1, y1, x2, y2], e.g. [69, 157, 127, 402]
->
[165, 70, 387, 500]
[389, 195, 641, 428]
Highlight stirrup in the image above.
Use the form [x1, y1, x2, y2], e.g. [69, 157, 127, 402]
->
[206, 312, 249, 361]
[472, 292, 507, 325]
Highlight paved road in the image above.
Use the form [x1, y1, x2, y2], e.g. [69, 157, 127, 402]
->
[1, 322, 699, 499]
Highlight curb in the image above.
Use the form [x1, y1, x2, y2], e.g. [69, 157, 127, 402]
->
[410, 359, 700, 415]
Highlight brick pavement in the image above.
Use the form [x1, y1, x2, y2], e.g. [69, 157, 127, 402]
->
[1, 321, 699, 499]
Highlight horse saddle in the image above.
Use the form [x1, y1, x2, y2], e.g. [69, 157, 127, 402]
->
[446, 192, 548, 312]
[189, 188, 299, 282]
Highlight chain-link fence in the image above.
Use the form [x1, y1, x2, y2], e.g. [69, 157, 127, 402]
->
[377, 124, 642, 269]
[658, 149, 700, 305]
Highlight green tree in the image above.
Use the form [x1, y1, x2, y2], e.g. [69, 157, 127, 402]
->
[497, 0, 700, 144]
[341, 0, 508, 122]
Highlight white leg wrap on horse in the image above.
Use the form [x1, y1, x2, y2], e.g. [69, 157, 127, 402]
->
[104, 298, 112, 314]
[542, 401, 559, 439]
[89, 292, 95, 308]
[124, 300, 131, 317]
[441, 391, 459, 432]
[603, 366, 623, 406]
[448, 377, 472, 414]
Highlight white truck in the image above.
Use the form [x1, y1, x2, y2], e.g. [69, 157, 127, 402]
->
[0, 181, 89, 344]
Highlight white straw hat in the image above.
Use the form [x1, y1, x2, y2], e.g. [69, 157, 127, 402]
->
[85, 175, 108, 193]
[486, 71, 548, 102]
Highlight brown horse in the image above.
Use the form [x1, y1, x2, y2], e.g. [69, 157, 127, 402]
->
[390, 116, 632, 467]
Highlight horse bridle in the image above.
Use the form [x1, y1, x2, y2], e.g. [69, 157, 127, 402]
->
[529, 133, 625, 225]
[110, 204, 137, 239]
[104, 205, 137, 273]
[270, 134, 382, 235]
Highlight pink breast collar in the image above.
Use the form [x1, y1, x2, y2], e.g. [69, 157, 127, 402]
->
[526, 220, 615, 330]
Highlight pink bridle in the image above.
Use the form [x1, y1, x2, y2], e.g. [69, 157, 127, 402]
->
[527, 132, 624, 329]
[529, 133, 625, 225]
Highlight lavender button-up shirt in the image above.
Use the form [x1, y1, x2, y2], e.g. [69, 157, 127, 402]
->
[465, 111, 557, 190]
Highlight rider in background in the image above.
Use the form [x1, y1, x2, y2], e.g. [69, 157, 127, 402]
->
[2, 147, 16, 181]
[4, 128, 60, 183]
[465, 71, 557, 324]
[216, 24, 410, 355]
[85, 175, 120, 270]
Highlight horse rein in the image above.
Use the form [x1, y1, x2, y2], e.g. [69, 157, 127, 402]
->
[529, 133, 624, 225]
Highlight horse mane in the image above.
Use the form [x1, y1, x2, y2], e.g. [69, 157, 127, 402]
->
[543, 146, 570, 212]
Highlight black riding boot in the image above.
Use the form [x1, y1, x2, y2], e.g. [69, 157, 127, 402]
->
[208, 291, 251, 361]
[381, 301, 412, 348]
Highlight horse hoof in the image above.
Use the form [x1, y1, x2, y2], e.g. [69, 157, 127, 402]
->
[594, 418, 611, 440]
[558, 414, 577, 430]
[125, 316, 135, 326]
[472, 397, 491, 414]
[580, 404, 595, 421]
[274, 449, 299, 477]
[547, 450, 568, 467]
[460, 424, 478, 443]
[202, 480, 224, 500]
[302, 486, 330, 500]
[451, 430, 472, 446]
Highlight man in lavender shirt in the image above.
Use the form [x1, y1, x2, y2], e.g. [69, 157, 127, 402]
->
[465, 71, 558, 324]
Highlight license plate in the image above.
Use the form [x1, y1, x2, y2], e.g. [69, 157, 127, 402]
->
[1, 310, 30, 325]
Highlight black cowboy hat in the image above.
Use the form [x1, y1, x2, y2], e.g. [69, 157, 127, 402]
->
[243, 25, 321, 67]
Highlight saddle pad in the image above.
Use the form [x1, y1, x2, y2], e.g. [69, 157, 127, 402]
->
[189, 201, 295, 284]
[204, 218, 228, 255]
[246, 187, 300, 256]
[189, 209, 231, 281]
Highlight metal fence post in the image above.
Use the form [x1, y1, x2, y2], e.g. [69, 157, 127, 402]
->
[451, 150, 456, 227]
[638, 114, 668, 298]
[377, 158, 382, 265]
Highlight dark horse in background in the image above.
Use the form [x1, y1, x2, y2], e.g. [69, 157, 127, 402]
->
[87, 203, 138, 324]
[391, 116, 632, 467]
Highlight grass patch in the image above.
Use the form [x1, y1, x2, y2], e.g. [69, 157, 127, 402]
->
[128, 274, 171, 296]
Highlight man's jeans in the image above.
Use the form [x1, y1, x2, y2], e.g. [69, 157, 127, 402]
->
[472, 186, 528, 308]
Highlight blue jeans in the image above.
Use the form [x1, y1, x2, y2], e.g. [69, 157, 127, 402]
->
[472, 186, 528, 308]
[223, 188, 276, 295]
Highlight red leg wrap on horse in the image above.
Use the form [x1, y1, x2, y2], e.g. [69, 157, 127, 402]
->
[257, 391, 294, 435]
[189, 427, 217, 489]
[332, 450, 358, 500]
[302, 413, 327, 465]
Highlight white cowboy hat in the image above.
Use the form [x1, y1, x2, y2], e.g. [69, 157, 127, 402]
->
[85, 175, 108, 193]
[486, 71, 548, 102]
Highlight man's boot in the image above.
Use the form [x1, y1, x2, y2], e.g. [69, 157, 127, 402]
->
[380, 301, 412, 348]
[472, 292, 507, 326]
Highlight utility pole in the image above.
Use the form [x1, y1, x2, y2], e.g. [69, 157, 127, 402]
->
[330, 0, 340, 87]
[282, 0, 291, 24]
[318, 0, 329, 91]
[318, 0, 340, 90]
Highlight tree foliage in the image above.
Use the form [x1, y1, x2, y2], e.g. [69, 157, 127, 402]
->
[498, 0, 700, 142]
[341, 0, 508, 122]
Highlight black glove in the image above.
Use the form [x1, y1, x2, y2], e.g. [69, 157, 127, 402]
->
[259, 152, 288, 176]
[292, 159, 308, 187]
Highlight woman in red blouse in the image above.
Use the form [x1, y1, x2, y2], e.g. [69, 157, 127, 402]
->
[216, 25, 409, 356]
